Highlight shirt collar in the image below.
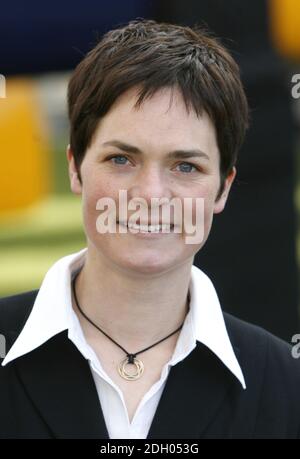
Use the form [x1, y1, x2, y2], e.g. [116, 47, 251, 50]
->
[1, 248, 246, 389]
[185, 265, 246, 388]
[1, 249, 86, 366]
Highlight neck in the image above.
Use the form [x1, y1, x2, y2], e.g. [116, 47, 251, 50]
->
[72, 247, 193, 350]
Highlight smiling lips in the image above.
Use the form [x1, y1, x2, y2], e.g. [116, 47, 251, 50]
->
[117, 221, 175, 233]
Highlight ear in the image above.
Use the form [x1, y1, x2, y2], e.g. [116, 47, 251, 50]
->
[66, 144, 82, 195]
[213, 167, 236, 214]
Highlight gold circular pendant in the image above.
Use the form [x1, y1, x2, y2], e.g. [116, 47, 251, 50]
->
[118, 356, 144, 380]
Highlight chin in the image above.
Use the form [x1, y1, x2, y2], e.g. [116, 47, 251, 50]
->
[116, 254, 177, 276]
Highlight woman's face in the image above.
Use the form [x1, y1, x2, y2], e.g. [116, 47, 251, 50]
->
[68, 86, 235, 275]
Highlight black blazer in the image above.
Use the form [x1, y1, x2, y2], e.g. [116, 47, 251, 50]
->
[1, 290, 300, 439]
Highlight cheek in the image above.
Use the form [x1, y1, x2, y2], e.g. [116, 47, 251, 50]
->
[81, 179, 118, 236]
[184, 184, 217, 222]
[180, 184, 217, 247]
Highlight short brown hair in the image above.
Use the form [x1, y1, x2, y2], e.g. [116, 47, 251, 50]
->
[67, 18, 249, 197]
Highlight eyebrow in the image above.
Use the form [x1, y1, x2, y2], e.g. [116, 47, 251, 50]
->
[101, 140, 210, 161]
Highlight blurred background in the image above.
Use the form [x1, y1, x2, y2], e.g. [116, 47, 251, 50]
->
[0, 0, 299, 342]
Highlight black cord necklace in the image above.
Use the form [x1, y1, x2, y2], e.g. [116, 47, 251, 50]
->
[71, 273, 189, 381]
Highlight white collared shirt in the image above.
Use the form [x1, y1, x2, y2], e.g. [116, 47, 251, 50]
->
[2, 248, 246, 439]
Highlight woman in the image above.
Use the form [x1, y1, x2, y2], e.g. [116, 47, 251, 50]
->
[1, 19, 300, 439]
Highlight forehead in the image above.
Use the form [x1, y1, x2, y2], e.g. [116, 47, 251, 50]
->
[90, 86, 219, 158]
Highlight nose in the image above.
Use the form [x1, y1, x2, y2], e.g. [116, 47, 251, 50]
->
[127, 164, 173, 206]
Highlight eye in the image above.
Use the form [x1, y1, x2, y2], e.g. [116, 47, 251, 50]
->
[107, 154, 130, 165]
[175, 162, 199, 173]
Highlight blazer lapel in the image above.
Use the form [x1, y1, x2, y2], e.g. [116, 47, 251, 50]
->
[12, 330, 241, 439]
[14, 331, 109, 439]
[147, 342, 241, 439]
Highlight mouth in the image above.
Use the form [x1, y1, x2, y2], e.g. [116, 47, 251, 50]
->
[117, 221, 175, 233]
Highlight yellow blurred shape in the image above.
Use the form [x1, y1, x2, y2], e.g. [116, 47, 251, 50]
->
[269, 0, 300, 59]
[0, 78, 50, 214]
